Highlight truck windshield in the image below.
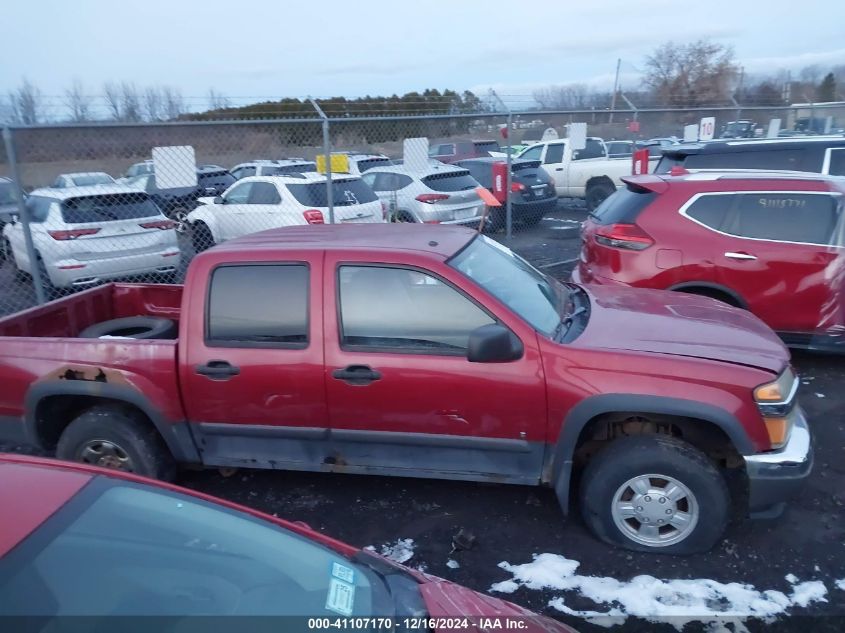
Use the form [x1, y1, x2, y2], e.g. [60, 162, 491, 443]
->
[449, 235, 564, 335]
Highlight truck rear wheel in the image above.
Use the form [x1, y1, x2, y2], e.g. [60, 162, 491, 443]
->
[56, 405, 176, 481]
[578, 434, 728, 554]
[585, 181, 615, 212]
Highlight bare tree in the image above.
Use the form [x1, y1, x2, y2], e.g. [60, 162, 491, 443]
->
[532, 83, 595, 109]
[8, 78, 43, 125]
[121, 82, 142, 122]
[143, 86, 162, 121]
[644, 40, 738, 107]
[207, 88, 231, 110]
[103, 81, 122, 120]
[64, 79, 91, 122]
[799, 64, 822, 86]
[161, 86, 184, 120]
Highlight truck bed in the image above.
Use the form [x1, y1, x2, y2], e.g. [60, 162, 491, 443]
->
[0, 283, 182, 338]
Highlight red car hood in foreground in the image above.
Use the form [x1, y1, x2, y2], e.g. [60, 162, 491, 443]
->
[420, 580, 577, 633]
[575, 284, 789, 374]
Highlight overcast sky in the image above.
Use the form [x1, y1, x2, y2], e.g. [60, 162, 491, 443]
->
[3, 0, 844, 110]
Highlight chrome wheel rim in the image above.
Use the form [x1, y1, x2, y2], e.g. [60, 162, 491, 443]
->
[611, 473, 699, 547]
[78, 439, 134, 472]
[173, 210, 189, 234]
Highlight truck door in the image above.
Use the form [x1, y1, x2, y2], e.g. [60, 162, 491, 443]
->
[321, 252, 548, 483]
[542, 142, 567, 196]
[182, 254, 329, 469]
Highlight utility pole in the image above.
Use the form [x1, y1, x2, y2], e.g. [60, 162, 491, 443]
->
[609, 58, 621, 123]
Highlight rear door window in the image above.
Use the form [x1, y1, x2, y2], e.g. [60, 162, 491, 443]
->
[207, 264, 309, 346]
[421, 171, 479, 192]
[248, 182, 281, 204]
[573, 139, 605, 160]
[590, 187, 656, 225]
[684, 194, 736, 230]
[61, 194, 161, 223]
[724, 193, 841, 245]
[287, 179, 378, 207]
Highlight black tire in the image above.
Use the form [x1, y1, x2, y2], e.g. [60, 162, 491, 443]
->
[78, 316, 178, 340]
[390, 210, 416, 223]
[191, 221, 214, 252]
[56, 405, 175, 480]
[585, 181, 616, 212]
[578, 434, 729, 555]
[0, 235, 7, 263]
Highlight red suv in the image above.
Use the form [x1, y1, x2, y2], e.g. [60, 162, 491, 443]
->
[573, 171, 845, 351]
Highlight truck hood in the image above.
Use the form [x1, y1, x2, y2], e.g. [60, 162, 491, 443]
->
[574, 284, 788, 373]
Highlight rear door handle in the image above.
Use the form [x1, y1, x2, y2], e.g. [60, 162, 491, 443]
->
[332, 365, 382, 385]
[195, 360, 240, 380]
[724, 251, 757, 261]
[555, 167, 564, 171]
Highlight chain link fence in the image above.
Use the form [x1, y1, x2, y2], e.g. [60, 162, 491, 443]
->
[0, 103, 839, 317]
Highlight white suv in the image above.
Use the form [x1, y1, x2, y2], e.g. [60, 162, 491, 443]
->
[333, 152, 392, 175]
[230, 159, 317, 180]
[360, 163, 487, 226]
[2, 185, 180, 296]
[187, 173, 385, 251]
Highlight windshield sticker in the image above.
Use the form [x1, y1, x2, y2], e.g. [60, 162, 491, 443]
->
[331, 562, 356, 584]
[325, 578, 356, 616]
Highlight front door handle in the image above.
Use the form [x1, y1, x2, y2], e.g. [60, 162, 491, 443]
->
[195, 360, 240, 380]
[724, 251, 757, 261]
[555, 167, 564, 171]
[332, 365, 382, 385]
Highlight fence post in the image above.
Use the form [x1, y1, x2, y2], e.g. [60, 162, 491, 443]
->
[2, 127, 46, 305]
[308, 97, 334, 224]
[490, 91, 513, 241]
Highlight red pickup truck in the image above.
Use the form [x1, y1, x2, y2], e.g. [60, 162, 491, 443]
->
[0, 224, 812, 554]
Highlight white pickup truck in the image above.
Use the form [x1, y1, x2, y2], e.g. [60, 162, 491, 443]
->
[515, 137, 655, 210]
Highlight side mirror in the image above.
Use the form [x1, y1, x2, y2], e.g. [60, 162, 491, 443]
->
[213, 196, 224, 204]
[467, 324, 523, 363]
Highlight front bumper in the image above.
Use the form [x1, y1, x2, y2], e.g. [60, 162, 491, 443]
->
[744, 407, 813, 515]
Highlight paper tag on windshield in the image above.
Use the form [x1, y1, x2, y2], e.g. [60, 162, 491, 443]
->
[325, 578, 355, 616]
[331, 562, 355, 584]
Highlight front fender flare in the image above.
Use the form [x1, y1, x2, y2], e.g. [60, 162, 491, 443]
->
[548, 393, 755, 514]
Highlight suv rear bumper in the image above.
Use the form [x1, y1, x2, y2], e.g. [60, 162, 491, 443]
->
[744, 407, 813, 516]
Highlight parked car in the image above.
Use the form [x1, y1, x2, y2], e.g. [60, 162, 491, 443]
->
[0, 177, 19, 262]
[360, 163, 487, 226]
[655, 136, 845, 176]
[720, 120, 757, 139]
[573, 170, 845, 351]
[123, 173, 200, 234]
[0, 224, 812, 554]
[1, 185, 180, 297]
[605, 140, 634, 158]
[230, 159, 317, 180]
[123, 160, 155, 178]
[428, 140, 502, 164]
[0, 454, 576, 629]
[332, 152, 393, 174]
[514, 138, 658, 210]
[187, 173, 384, 251]
[455, 157, 557, 229]
[51, 172, 116, 188]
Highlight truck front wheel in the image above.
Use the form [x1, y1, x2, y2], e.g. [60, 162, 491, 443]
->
[578, 434, 729, 554]
[56, 405, 176, 481]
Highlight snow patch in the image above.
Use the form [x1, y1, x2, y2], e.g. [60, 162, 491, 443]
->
[836, 579, 845, 591]
[491, 553, 828, 631]
[447, 559, 460, 569]
[814, 393, 826, 398]
[372, 538, 415, 564]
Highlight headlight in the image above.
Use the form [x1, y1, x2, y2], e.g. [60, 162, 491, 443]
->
[754, 367, 798, 449]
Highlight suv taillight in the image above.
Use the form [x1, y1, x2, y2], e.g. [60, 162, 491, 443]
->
[416, 193, 449, 204]
[303, 209, 325, 225]
[510, 182, 526, 192]
[593, 223, 654, 251]
[48, 228, 101, 241]
[139, 220, 176, 230]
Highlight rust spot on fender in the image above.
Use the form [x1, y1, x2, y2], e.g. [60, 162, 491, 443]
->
[40, 365, 131, 387]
